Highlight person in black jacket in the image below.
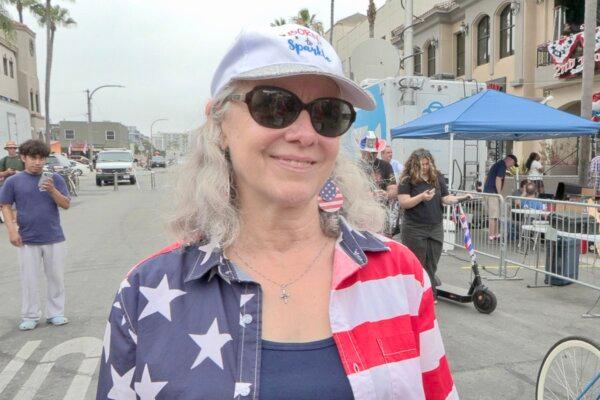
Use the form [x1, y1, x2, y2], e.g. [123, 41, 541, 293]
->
[398, 149, 470, 298]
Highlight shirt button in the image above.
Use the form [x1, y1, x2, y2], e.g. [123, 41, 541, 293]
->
[241, 314, 253, 325]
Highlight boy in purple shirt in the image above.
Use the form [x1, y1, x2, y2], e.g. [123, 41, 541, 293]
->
[0, 140, 71, 331]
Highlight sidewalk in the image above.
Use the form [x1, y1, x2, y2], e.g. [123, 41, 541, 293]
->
[435, 249, 600, 399]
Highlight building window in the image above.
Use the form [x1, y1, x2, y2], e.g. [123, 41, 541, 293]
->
[65, 130, 75, 140]
[9, 60, 14, 78]
[106, 131, 115, 140]
[477, 16, 491, 65]
[456, 32, 465, 76]
[29, 91, 34, 111]
[3, 56, 7, 75]
[29, 40, 35, 57]
[500, 5, 515, 58]
[35, 93, 39, 112]
[427, 43, 436, 77]
[414, 47, 422, 75]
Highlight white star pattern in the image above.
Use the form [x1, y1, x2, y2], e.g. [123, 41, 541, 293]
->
[189, 318, 232, 370]
[118, 279, 131, 294]
[112, 301, 121, 309]
[198, 239, 220, 265]
[129, 329, 138, 345]
[108, 366, 136, 400]
[138, 275, 186, 321]
[102, 322, 111, 363]
[240, 293, 254, 308]
[134, 364, 167, 400]
[234, 382, 252, 398]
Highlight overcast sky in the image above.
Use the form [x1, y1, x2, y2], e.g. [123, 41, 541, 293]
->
[9, 0, 385, 135]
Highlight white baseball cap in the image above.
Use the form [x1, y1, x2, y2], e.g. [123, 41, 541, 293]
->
[210, 24, 375, 111]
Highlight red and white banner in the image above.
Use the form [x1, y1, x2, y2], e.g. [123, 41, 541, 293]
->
[547, 27, 600, 78]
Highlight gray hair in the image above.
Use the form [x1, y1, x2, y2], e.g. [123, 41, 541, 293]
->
[169, 83, 386, 247]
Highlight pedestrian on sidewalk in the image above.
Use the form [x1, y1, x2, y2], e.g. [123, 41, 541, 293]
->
[0, 140, 25, 187]
[398, 149, 470, 299]
[0, 140, 70, 331]
[483, 154, 517, 240]
[97, 24, 457, 400]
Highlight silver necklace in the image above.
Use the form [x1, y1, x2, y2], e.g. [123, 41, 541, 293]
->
[231, 241, 329, 304]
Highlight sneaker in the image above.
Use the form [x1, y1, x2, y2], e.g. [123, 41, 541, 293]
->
[46, 316, 69, 326]
[19, 320, 38, 331]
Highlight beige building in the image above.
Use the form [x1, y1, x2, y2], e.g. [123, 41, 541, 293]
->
[331, 0, 596, 172]
[0, 22, 45, 136]
[152, 131, 190, 155]
[54, 121, 130, 152]
[325, 0, 443, 78]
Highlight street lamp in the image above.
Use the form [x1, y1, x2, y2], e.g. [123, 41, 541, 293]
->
[148, 118, 168, 169]
[86, 84, 124, 165]
[86, 84, 125, 123]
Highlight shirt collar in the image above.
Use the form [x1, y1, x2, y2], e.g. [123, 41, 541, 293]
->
[183, 217, 390, 283]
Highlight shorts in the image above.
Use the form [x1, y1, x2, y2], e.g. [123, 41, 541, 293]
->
[486, 196, 501, 219]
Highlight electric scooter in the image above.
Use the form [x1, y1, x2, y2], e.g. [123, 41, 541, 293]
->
[437, 199, 497, 314]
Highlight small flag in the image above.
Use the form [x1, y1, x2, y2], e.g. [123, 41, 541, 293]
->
[318, 179, 344, 213]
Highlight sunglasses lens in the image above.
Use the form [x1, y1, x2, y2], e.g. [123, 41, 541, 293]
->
[245, 87, 355, 137]
[248, 88, 300, 129]
[310, 99, 355, 137]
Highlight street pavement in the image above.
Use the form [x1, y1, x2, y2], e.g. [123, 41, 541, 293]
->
[0, 167, 598, 399]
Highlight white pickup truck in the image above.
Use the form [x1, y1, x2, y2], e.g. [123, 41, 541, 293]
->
[95, 149, 136, 186]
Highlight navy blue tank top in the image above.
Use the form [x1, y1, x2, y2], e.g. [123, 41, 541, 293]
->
[260, 337, 354, 399]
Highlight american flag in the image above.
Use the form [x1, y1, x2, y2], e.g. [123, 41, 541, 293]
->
[453, 204, 476, 264]
[318, 179, 344, 213]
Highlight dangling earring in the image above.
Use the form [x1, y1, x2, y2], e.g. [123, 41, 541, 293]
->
[318, 178, 344, 236]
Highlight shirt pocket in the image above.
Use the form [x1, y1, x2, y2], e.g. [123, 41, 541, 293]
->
[376, 332, 418, 364]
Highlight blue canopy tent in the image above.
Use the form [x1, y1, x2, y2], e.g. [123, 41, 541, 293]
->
[390, 89, 600, 187]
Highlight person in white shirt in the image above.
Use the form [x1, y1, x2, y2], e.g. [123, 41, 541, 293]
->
[381, 144, 404, 183]
[524, 152, 544, 193]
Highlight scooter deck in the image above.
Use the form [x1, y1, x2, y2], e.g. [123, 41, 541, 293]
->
[437, 283, 472, 303]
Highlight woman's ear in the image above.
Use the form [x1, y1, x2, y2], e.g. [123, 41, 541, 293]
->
[204, 100, 213, 117]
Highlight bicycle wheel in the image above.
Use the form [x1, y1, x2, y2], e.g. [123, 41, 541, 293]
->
[536, 336, 600, 400]
[68, 177, 78, 197]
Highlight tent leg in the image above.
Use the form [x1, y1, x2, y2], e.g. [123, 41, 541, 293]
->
[448, 132, 454, 189]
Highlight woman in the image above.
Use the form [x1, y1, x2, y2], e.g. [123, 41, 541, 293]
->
[398, 149, 470, 299]
[97, 25, 457, 400]
[525, 152, 544, 193]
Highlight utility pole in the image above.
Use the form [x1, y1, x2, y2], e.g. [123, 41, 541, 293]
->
[579, 0, 597, 185]
[404, 0, 414, 76]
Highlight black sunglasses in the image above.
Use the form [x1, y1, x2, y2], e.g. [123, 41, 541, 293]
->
[224, 86, 356, 137]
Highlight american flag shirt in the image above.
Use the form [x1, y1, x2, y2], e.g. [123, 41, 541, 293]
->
[97, 217, 457, 400]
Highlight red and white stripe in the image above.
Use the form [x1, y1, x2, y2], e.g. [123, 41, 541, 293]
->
[330, 239, 457, 400]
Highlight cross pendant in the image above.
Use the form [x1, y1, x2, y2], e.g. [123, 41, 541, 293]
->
[280, 287, 290, 304]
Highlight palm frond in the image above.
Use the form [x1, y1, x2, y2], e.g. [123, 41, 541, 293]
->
[0, 2, 14, 34]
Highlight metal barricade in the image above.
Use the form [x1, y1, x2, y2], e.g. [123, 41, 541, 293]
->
[503, 196, 600, 292]
[445, 190, 505, 264]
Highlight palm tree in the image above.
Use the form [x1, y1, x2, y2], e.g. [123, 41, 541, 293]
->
[270, 17, 286, 27]
[367, 0, 376, 38]
[32, 1, 75, 142]
[291, 8, 324, 34]
[0, 0, 13, 34]
[329, 0, 334, 43]
[8, 0, 39, 24]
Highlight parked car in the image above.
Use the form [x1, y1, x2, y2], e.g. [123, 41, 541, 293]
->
[69, 155, 90, 165]
[69, 160, 89, 176]
[151, 155, 166, 168]
[45, 153, 73, 172]
[95, 149, 136, 186]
